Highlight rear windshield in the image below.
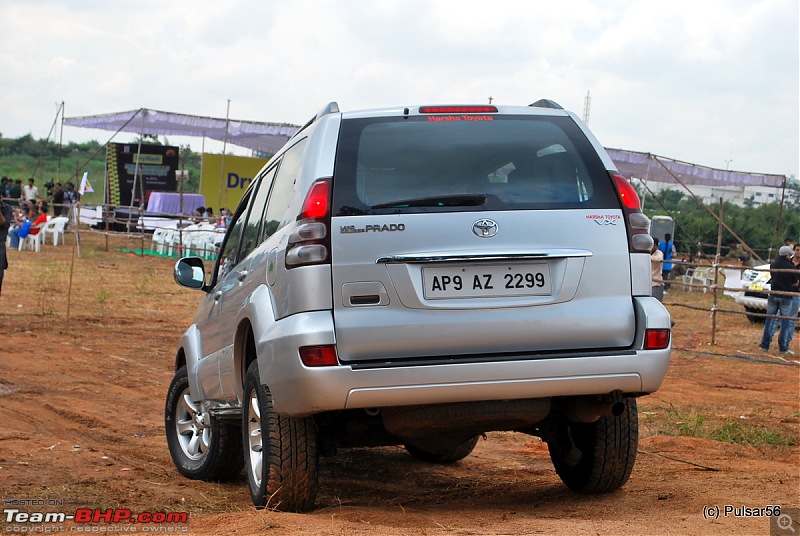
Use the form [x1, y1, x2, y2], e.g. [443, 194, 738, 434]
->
[332, 114, 619, 216]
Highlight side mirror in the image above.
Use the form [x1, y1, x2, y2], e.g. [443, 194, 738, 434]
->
[174, 257, 207, 291]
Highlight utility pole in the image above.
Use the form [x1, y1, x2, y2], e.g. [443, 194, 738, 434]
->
[583, 90, 591, 125]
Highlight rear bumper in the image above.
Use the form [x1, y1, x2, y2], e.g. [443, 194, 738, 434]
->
[257, 297, 671, 417]
[734, 294, 768, 310]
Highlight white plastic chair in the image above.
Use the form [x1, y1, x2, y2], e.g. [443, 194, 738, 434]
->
[151, 222, 179, 254]
[196, 230, 224, 259]
[19, 230, 43, 252]
[41, 216, 69, 246]
[681, 266, 714, 293]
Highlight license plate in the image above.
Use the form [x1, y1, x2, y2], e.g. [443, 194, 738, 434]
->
[750, 284, 763, 291]
[423, 264, 552, 299]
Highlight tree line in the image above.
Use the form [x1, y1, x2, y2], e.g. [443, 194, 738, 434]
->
[639, 185, 799, 260]
[1, 132, 797, 256]
[0, 133, 203, 203]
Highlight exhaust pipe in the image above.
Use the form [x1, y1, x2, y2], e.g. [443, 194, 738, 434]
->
[557, 397, 626, 423]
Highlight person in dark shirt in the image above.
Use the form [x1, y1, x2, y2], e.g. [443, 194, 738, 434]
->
[8, 179, 22, 206]
[0, 192, 13, 296]
[760, 246, 800, 355]
[52, 182, 65, 216]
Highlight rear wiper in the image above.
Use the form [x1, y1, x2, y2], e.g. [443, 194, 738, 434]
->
[371, 194, 487, 209]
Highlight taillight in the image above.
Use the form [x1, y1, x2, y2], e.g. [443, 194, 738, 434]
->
[300, 180, 329, 219]
[644, 329, 671, 350]
[611, 172, 653, 253]
[419, 105, 498, 114]
[286, 179, 331, 269]
[299, 345, 339, 367]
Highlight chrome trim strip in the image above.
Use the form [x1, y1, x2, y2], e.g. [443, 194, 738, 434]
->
[376, 249, 593, 264]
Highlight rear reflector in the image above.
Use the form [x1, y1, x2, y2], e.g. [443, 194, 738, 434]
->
[420, 105, 498, 114]
[644, 329, 671, 350]
[299, 345, 339, 367]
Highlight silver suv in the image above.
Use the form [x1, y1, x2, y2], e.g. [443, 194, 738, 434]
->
[165, 101, 672, 512]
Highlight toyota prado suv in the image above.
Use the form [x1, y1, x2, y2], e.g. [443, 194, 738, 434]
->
[166, 101, 672, 512]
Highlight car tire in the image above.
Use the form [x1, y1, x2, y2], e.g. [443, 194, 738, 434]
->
[243, 361, 318, 512]
[744, 307, 765, 324]
[547, 393, 638, 493]
[404, 435, 480, 464]
[164, 366, 243, 481]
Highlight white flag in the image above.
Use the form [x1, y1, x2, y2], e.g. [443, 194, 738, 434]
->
[78, 172, 94, 195]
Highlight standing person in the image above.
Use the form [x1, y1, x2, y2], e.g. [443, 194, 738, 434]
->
[650, 239, 664, 302]
[0, 192, 13, 297]
[51, 182, 64, 217]
[658, 233, 677, 292]
[725, 240, 756, 268]
[787, 243, 800, 351]
[23, 178, 39, 203]
[9, 179, 22, 206]
[760, 246, 800, 355]
[63, 181, 79, 226]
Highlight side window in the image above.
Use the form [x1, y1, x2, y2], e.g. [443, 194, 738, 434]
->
[216, 190, 252, 282]
[239, 166, 278, 260]
[261, 138, 308, 242]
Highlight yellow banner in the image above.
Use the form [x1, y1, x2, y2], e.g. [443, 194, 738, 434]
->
[200, 154, 269, 212]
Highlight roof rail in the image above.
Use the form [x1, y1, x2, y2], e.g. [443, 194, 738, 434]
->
[529, 99, 563, 110]
[293, 102, 340, 140]
[314, 101, 340, 120]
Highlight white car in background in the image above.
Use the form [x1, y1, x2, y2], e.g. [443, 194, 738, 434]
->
[734, 264, 799, 323]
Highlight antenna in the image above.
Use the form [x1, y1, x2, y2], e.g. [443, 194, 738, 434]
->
[583, 90, 591, 125]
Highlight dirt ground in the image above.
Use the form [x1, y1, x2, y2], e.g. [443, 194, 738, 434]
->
[0, 231, 798, 535]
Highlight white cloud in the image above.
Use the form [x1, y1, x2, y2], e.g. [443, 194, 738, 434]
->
[0, 0, 796, 177]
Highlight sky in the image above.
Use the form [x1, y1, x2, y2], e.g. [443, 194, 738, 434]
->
[0, 0, 798, 178]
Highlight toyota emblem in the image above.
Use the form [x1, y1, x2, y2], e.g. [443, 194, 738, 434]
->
[472, 218, 498, 238]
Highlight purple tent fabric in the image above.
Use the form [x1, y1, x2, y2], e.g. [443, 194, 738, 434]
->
[64, 109, 787, 188]
[64, 108, 300, 155]
[606, 148, 786, 188]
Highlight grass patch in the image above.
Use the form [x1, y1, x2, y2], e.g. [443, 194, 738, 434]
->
[651, 406, 795, 447]
[710, 421, 794, 446]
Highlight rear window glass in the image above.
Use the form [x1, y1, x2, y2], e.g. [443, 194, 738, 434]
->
[332, 114, 618, 215]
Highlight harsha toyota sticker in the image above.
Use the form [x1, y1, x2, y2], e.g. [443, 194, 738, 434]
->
[586, 214, 621, 226]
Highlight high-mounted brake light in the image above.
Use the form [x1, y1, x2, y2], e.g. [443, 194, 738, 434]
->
[419, 105, 498, 114]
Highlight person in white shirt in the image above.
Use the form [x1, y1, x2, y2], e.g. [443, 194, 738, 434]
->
[23, 178, 39, 203]
[650, 240, 664, 302]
